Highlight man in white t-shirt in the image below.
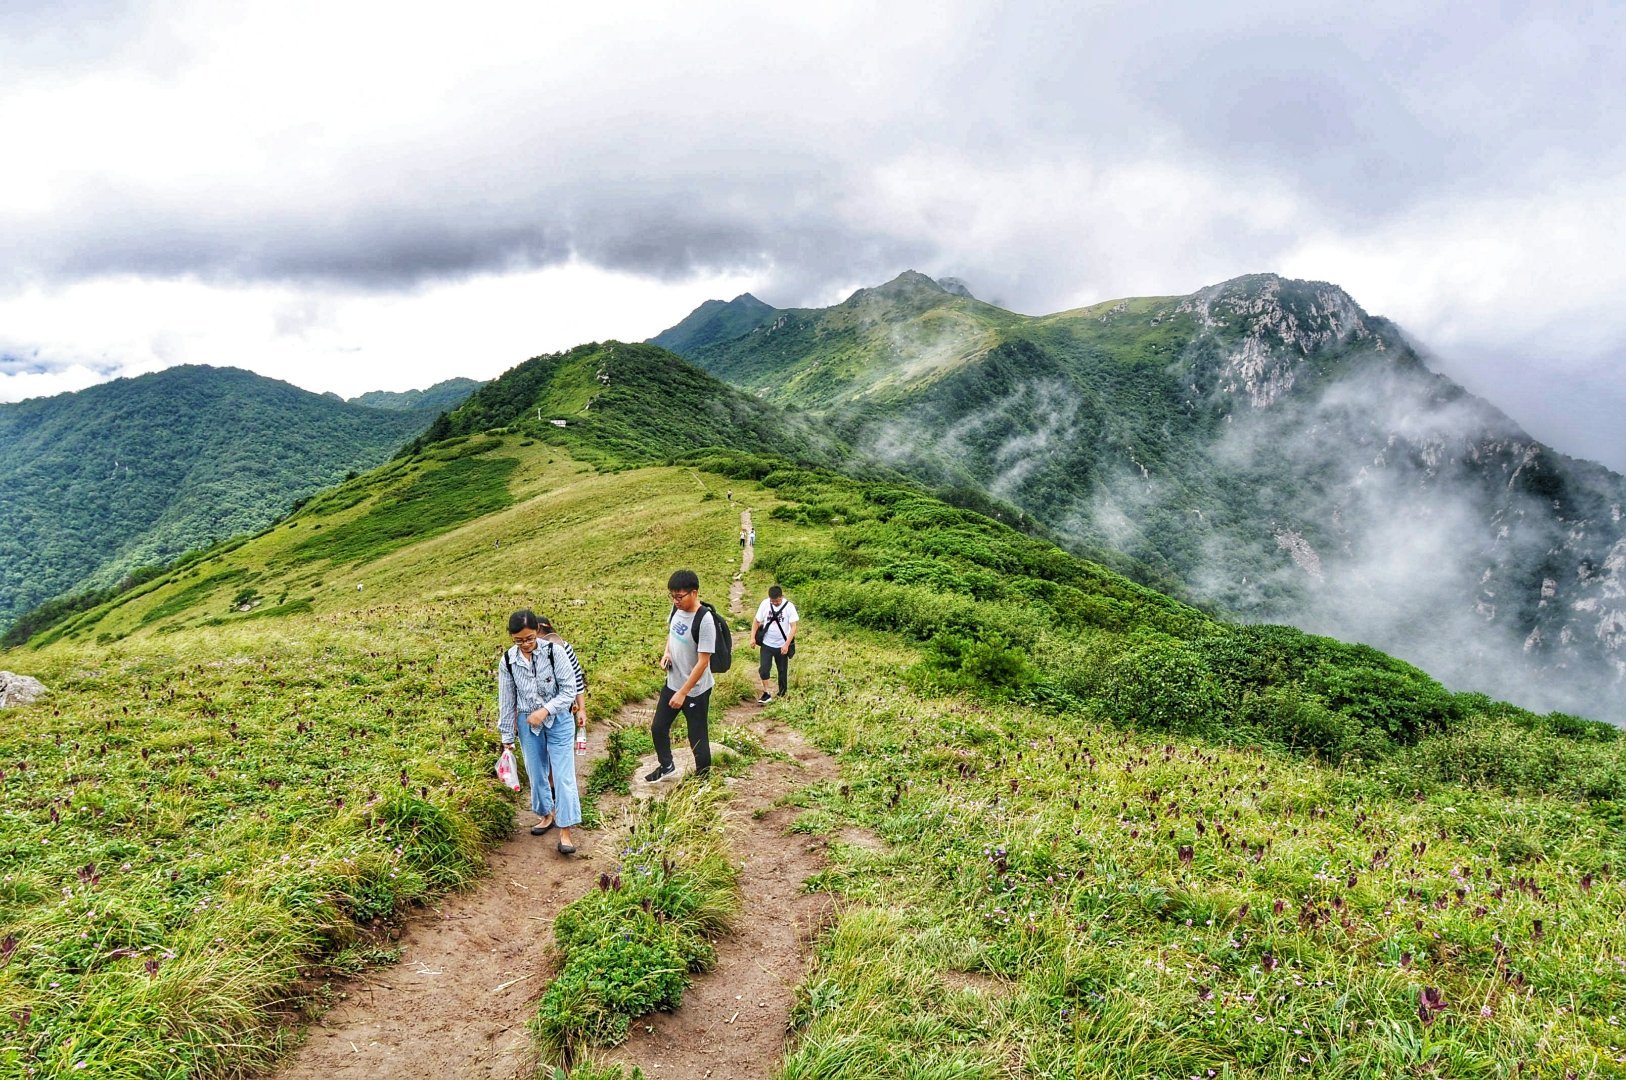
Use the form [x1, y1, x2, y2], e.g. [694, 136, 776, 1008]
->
[751, 584, 799, 703]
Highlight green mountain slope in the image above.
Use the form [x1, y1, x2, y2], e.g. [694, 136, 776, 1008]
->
[661, 273, 1626, 723]
[2, 343, 1622, 1077]
[346, 377, 485, 413]
[666, 271, 1025, 407]
[412, 339, 846, 468]
[647, 292, 778, 356]
[0, 365, 437, 629]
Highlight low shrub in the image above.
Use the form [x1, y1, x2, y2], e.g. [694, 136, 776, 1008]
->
[1093, 634, 1226, 738]
[532, 784, 739, 1064]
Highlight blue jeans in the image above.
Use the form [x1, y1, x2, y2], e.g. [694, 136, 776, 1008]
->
[516, 713, 582, 828]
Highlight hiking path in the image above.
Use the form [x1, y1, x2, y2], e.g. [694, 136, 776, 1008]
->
[269, 507, 842, 1080]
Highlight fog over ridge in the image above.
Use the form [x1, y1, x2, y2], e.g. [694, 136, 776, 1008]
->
[809, 277, 1626, 723]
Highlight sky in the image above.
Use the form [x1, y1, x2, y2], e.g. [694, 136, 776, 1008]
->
[3, 1, 1624, 470]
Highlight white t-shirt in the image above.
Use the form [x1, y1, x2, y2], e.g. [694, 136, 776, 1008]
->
[754, 599, 799, 648]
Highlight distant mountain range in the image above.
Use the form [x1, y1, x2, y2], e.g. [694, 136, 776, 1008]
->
[0, 366, 476, 627]
[655, 271, 1626, 722]
[344, 377, 486, 413]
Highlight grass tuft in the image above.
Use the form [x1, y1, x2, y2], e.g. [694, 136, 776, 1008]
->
[532, 782, 740, 1064]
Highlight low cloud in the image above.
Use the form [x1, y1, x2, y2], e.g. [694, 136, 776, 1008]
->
[1187, 360, 1626, 721]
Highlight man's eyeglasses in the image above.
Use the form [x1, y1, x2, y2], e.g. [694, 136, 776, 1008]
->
[668, 589, 694, 601]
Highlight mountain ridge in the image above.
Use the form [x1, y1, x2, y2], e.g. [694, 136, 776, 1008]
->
[0, 364, 436, 627]
[347, 377, 485, 413]
[656, 271, 1626, 721]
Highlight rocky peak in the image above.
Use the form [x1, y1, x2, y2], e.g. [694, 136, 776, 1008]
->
[836, 271, 976, 325]
[1178, 274, 1386, 410]
[1181, 275, 1374, 350]
[846, 270, 951, 303]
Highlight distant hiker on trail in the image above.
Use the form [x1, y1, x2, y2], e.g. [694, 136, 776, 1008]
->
[497, 609, 583, 854]
[751, 584, 798, 703]
[648, 570, 716, 782]
[740, 527, 747, 547]
[748, 527, 756, 546]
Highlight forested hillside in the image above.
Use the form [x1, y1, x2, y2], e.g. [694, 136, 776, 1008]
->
[0, 365, 436, 628]
[2, 338, 1621, 1078]
[659, 272, 1626, 723]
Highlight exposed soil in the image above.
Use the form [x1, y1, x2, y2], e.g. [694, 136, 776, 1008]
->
[270, 712, 633, 1080]
[601, 714, 840, 1079]
[730, 508, 754, 614]
[270, 508, 851, 1080]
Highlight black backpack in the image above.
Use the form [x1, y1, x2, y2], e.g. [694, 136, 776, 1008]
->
[754, 602, 797, 658]
[671, 601, 734, 673]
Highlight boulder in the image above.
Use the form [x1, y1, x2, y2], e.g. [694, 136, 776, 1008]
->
[0, 671, 47, 708]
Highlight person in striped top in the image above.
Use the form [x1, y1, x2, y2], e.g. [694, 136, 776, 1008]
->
[497, 609, 584, 854]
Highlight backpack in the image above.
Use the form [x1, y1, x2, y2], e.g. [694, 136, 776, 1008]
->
[754, 602, 797, 658]
[671, 601, 734, 673]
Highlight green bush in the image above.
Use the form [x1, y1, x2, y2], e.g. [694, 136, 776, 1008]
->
[917, 632, 1036, 698]
[1094, 635, 1226, 737]
[1236, 685, 1359, 758]
[1394, 714, 1626, 799]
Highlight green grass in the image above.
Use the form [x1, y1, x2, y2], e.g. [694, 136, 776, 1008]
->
[0, 441, 765, 1078]
[771, 634, 1626, 1078]
[3, 428, 1622, 1079]
[532, 782, 740, 1062]
[287, 449, 519, 566]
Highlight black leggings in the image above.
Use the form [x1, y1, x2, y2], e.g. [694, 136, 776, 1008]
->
[758, 644, 789, 694]
[652, 684, 713, 775]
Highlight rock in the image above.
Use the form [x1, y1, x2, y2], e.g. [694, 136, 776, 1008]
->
[0, 671, 47, 708]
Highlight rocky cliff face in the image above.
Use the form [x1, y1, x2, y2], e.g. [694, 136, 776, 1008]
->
[657, 272, 1626, 721]
[1152, 278, 1624, 716]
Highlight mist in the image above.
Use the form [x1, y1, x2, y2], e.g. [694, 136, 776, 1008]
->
[844, 332, 1626, 724]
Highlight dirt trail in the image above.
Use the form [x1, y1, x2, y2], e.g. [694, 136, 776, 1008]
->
[730, 508, 754, 614]
[602, 714, 839, 1079]
[270, 709, 638, 1080]
[272, 509, 841, 1080]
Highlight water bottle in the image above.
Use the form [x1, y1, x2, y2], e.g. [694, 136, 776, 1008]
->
[575, 721, 587, 756]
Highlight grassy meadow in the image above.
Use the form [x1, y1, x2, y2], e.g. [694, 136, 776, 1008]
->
[2, 429, 1624, 1078]
[0, 440, 765, 1077]
[772, 638, 1626, 1078]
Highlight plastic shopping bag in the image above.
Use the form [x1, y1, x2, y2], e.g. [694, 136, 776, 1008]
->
[495, 747, 521, 791]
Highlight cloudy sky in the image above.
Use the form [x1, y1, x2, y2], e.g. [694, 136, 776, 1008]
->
[3, 1, 1624, 468]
